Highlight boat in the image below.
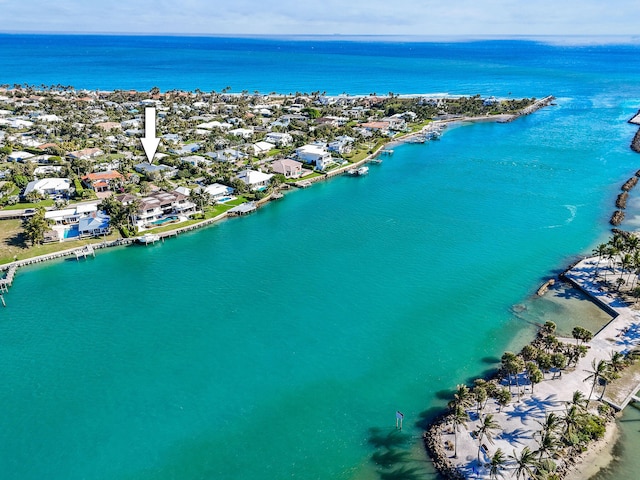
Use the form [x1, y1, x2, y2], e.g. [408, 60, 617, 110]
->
[346, 168, 357, 176]
[137, 233, 161, 245]
[356, 166, 369, 176]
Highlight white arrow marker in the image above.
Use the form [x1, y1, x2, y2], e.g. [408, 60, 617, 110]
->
[141, 107, 161, 162]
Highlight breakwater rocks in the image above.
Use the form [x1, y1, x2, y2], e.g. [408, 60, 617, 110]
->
[423, 416, 465, 480]
[610, 210, 625, 226]
[610, 174, 640, 226]
[616, 191, 629, 209]
[631, 128, 640, 153]
[500, 95, 555, 123]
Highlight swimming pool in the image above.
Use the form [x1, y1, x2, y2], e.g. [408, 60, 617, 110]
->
[63, 226, 80, 239]
[151, 215, 179, 226]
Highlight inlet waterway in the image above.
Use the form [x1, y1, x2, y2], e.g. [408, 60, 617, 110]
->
[1, 36, 640, 479]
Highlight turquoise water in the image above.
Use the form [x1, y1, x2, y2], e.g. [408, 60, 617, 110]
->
[1, 36, 640, 479]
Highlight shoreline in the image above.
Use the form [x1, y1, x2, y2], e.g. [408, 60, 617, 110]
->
[424, 252, 640, 479]
[563, 420, 619, 480]
[1, 107, 539, 278]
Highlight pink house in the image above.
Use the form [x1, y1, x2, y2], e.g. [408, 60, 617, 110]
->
[272, 159, 303, 178]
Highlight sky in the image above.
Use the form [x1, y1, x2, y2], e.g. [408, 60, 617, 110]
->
[1, 0, 639, 37]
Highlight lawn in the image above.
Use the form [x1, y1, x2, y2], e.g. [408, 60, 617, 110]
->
[0, 218, 121, 265]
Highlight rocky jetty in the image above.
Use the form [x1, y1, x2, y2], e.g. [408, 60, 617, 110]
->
[631, 128, 640, 153]
[621, 176, 638, 191]
[616, 192, 629, 209]
[423, 416, 466, 480]
[610, 210, 625, 226]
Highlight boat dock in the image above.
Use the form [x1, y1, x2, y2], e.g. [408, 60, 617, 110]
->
[75, 244, 95, 259]
[228, 202, 257, 216]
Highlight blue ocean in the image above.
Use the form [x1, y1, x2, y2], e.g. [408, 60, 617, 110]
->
[1, 35, 640, 480]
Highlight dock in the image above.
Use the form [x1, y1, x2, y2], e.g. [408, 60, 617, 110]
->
[228, 202, 257, 216]
[74, 244, 95, 260]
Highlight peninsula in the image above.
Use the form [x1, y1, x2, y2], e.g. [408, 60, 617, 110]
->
[0, 85, 548, 279]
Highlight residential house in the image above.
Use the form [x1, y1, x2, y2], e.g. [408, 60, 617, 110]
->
[82, 170, 124, 193]
[271, 159, 302, 178]
[8, 151, 35, 162]
[295, 144, 332, 169]
[134, 162, 178, 179]
[67, 147, 104, 160]
[180, 155, 211, 167]
[249, 141, 275, 156]
[171, 143, 201, 155]
[236, 169, 273, 190]
[264, 132, 293, 147]
[229, 127, 254, 139]
[133, 190, 197, 229]
[23, 177, 71, 198]
[203, 183, 234, 201]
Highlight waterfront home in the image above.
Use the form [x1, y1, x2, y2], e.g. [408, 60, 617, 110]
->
[82, 170, 124, 193]
[359, 121, 391, 132]
[134, 162, 178, 179]
[44, 204, 110, 241]
[264, 132, 293, 147]
[133, 190, 197, 229]
[295, 144, 332, 169]
[203, 183, 234, 201]
[78, 211, 111, 236]
[23, 177, 71, 198]
[381, 116, 407, 131]
[236, 169, 274, 190]
[328, 136, 355, 155]
[271, 159, 303, 178]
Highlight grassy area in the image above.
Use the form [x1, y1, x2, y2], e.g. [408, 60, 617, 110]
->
[0, 217, 121, 265]
[292, 172, 323, 182]
[2, 199, 55, 210]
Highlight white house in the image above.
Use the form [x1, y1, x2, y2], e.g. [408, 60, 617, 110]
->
[296, 144, 332, 168]
[8, 151, 35, 162]
[264, 132, 293, 147]
[229, 128, 254, 139]
[23, 178, 71, 198]
[203, 183, 234, 201]
[271, 159, 302, 178]
[236, 169, 273, 190]
[250, 141, 275, 156]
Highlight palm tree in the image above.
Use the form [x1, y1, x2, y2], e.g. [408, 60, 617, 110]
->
[451, 404, 469, 458]
[536, 412, 561, 439]
[475, 414, 501, 462]
[584, 358, 608, 400]
[509, 446, 538, 480]
[535, 430, 560, 460]
[487, 448, 507, 480]
[448, 384, 473, 410]
[569, 390, 588, 411]
[592, 242, 608, 277]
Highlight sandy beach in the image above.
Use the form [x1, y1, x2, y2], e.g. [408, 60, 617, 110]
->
[426, 255, 640, 479]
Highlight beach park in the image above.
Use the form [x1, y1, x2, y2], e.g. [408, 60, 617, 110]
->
[425, 239, 640, 480]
